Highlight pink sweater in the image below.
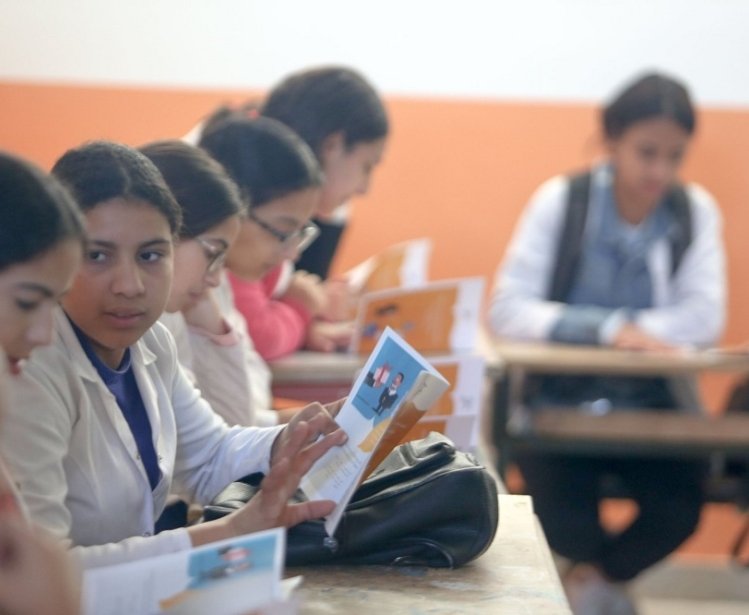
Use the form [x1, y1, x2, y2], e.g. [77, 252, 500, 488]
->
[228, 265, 313, 360]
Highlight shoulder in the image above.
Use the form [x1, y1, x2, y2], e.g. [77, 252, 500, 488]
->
[683, 182, 721, 222]
[137, 321, 181, 375]
[528, 174, 570, 209]
[515, 174, 573, 234]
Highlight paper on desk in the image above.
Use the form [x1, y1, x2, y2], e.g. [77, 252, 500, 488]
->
[300, 327, 450, 536]
[82, 528, 286, 615]
[350, 277, 485, 355]
[345, 237, 431, 294]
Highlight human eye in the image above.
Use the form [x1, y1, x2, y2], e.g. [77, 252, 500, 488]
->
[14, 298, 40, 313]
[140, 249, 166, 264]
[86, 249, 108, 264]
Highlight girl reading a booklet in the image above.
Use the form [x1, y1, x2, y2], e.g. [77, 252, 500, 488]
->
[196, 66, 389, 361]
[140, 139, 281, 427]
[0, 151, 84, 615]
[261, 66, 389, 281]
[2, 141, 346, 570]
[199, 115, 353, 359]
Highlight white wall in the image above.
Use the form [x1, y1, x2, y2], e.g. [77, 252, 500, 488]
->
[1, 0, 747, 106]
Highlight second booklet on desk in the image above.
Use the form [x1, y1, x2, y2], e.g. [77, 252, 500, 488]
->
[299, 326, 450, 536]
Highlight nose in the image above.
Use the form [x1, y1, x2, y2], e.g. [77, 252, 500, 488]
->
[355, 175, 371, 196]
[651, 156, 677, 185]
[112, 260, 145, 297]
[26, 306, 55, 349]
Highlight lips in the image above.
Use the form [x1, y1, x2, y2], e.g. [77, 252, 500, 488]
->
[6, 357, 22, 376]
[103, 309, 147, 328]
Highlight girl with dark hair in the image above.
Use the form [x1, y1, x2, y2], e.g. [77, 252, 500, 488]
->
[0, 151, 84, 615]
[0, 152, 85, 375]
[489, 72, 725, 613]
[200, 116, 353, 361]
[1, 140, 345, 570]
[141, 139, 277, 426]
[261, 66, 389, 280]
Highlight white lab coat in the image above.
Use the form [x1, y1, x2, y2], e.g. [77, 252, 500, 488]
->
[489, 171, 726, 347]
[1, 309, 283, 568]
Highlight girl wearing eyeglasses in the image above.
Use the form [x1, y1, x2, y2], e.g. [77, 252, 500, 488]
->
[2, 140, 345, 569]
[199, 116, 353, 361]
[142, 139, 310, 427]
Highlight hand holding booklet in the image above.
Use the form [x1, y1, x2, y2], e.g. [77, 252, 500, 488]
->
[299, 326, 450, 536]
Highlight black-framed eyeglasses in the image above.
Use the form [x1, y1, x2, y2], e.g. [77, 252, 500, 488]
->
[195, 237, 228, 275]
[247, 210, 320, 253]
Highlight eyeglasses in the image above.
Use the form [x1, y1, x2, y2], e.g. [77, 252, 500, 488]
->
[195, 237, 228, 276]
[247, 210, 320, 253]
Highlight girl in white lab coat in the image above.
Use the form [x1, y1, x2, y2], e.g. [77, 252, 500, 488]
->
[0, 151, 84, 615]
[2, 141, 345, 570]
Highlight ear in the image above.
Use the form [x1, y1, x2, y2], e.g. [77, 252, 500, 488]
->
[602, 131, 618, 157]
[320, 131, 346, 161]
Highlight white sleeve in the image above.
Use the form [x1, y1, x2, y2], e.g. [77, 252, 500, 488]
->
[187, 321, 258, 427]
[488, 176, 568, 340]
[167, 351, 283, 504]
[70, 529, 191, 569]
[635, 184, 726, 347]
[2, 364, 76, 543]
[214, 277, 274, 415]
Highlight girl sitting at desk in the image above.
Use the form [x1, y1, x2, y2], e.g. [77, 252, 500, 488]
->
[490, 72, 725, 614]
[1, 141, 346, 570]
[194, 66, 389, 361]
[0, 151, 84, 615]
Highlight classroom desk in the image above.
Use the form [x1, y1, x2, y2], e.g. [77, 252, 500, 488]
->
[288, 494, 571, 614]
[490, 341, 749, 477]
[269, 342, 502, 405]
[269, 351, 366, 403]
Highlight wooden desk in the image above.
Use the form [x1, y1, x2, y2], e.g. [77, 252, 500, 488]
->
[490, 341, 749, 477]
[494, 341, 749, 377]
[269, 341, 502, 405]
[289, 494, 571, 614]
[270, 351, 365, 403]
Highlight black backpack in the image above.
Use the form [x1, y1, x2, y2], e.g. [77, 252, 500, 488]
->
[547, 171, 693, 302]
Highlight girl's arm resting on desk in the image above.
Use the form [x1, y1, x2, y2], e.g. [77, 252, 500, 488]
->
[490, 177, 587, 342]
[635, 186, 726, 348]
[230, 275, 311, 361]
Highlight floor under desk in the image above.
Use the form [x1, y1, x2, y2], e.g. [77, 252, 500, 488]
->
[288, 494, 571, 614]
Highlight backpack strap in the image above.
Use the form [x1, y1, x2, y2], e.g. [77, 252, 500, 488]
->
[547, 173, 693, 301]
[547, 172, 591, 302]
[664, 185, 692, 276]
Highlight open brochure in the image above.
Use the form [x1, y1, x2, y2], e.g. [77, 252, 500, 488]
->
[345, 238, 431, 294]
[83, 528, 295, 615]
[299, 327, 450, 536]
[349, 277, 485, 356]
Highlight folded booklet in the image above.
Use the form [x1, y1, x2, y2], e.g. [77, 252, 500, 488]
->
[83, 528, 293, 615]
[345, 237, 431, 294]
[299, 326, 450, 536]
[349, 277, 485, 356]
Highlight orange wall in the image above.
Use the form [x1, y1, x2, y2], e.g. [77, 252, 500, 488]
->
[3, 80, 749, 559]
[3, 80, 749, 405]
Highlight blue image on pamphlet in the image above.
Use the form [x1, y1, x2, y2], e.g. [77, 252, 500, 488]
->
[187, 534, 276, 589]
[351, 336, 423, 424]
